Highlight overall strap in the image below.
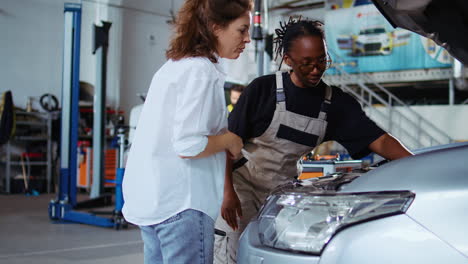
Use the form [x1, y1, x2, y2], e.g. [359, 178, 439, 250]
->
[275, 71, 286, 102]
[318, 85, 333, 120]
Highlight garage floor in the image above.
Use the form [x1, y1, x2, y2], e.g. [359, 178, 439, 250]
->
[0, 194, 144, 264]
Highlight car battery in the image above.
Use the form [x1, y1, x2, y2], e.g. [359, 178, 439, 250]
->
[299, 160, 363, 180]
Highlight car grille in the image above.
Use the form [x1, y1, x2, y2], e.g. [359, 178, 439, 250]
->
[364, 43, 382, 51]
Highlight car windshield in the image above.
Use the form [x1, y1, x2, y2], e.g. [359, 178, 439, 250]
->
[360, 28, 386, 34]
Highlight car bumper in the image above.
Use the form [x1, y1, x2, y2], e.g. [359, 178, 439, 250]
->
[238, 214, 468, 264]
[237, 218, 320, 264]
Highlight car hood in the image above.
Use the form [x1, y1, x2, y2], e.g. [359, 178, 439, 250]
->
[356, 34, 388, 42]
[342, 143, 468, 193]
[371, 0, 468, 64]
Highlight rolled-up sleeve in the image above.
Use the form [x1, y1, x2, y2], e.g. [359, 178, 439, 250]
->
[172, 64, 219, 157]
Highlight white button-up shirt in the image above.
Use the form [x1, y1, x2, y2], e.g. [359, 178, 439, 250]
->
[122, 57, 228, 226]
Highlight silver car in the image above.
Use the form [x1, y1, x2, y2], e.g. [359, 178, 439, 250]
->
[237, 142, 468, 263]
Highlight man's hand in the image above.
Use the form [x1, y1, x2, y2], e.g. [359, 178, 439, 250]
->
[221, 189, 243, 230]
[369, 133, 413, 160]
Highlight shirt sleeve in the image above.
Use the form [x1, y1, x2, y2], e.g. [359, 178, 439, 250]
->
[172, 63, 218, 157]
[326, 90, 386, 159]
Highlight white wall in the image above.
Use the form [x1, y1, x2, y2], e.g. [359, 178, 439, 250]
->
[1, 0, 64, 109]
[118, 7, 172, 117]
[365, 105, 468, 149]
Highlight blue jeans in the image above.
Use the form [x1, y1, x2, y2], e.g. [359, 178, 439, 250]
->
[139, 209, 215, 264]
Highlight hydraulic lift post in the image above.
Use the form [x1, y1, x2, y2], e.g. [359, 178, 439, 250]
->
[49, 3, 125, 229]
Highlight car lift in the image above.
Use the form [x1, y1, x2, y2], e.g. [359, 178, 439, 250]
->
[48, 3, 126, 229]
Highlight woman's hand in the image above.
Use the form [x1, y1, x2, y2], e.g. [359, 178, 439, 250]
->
[225, 131, 243, 160]
[221, 189, 243, 230]
[178, 131, 243, 159]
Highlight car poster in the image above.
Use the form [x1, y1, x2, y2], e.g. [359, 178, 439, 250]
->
[324, 4, 452, 73]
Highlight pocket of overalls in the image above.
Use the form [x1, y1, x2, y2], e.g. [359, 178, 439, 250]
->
[214, 231, 228, 264]
[276, 124, 318, 147]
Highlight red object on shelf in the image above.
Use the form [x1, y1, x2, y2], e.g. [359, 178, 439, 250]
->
[79, 108, 124, 115]
[77, 148, 118, 188]
[21, 152, 44, 158]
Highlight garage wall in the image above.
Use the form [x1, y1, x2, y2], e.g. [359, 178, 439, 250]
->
[0, 0, 179, 119]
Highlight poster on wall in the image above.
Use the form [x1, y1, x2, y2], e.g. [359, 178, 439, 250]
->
[327, 0, 373, 9]
[324, 4, 452, 73]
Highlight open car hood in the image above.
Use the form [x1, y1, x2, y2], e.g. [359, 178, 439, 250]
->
[272, 142, 468, 196]
[371, 0, 468, 64]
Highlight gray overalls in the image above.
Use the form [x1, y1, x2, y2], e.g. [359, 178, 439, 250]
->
[214, 72, 332, 264]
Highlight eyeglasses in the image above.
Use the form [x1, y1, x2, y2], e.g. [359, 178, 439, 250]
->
[288, 56, 332, 72]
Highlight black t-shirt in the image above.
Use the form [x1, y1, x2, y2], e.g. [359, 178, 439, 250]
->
[228, 72, 386, 159]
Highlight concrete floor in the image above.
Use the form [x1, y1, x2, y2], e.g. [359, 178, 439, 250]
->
[0, 194, 144, 264]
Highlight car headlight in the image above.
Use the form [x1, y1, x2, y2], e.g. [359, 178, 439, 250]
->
[257, 191, 414, 254]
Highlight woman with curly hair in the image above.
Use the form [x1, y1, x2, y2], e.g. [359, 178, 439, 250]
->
[214, 17, 412, 263]
[122, 0, 252, 263]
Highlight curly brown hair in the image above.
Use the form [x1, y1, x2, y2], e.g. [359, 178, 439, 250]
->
[166, 0, 253, 63]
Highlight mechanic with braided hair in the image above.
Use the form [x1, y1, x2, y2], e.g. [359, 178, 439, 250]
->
[214, 17, 413, 263]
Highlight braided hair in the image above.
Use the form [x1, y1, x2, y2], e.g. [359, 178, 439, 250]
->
[274, 17, 326, 68]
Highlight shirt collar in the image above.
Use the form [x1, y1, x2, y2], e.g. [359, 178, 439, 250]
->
[285, 72, 326, 91]
[213, 53, 228, 76]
